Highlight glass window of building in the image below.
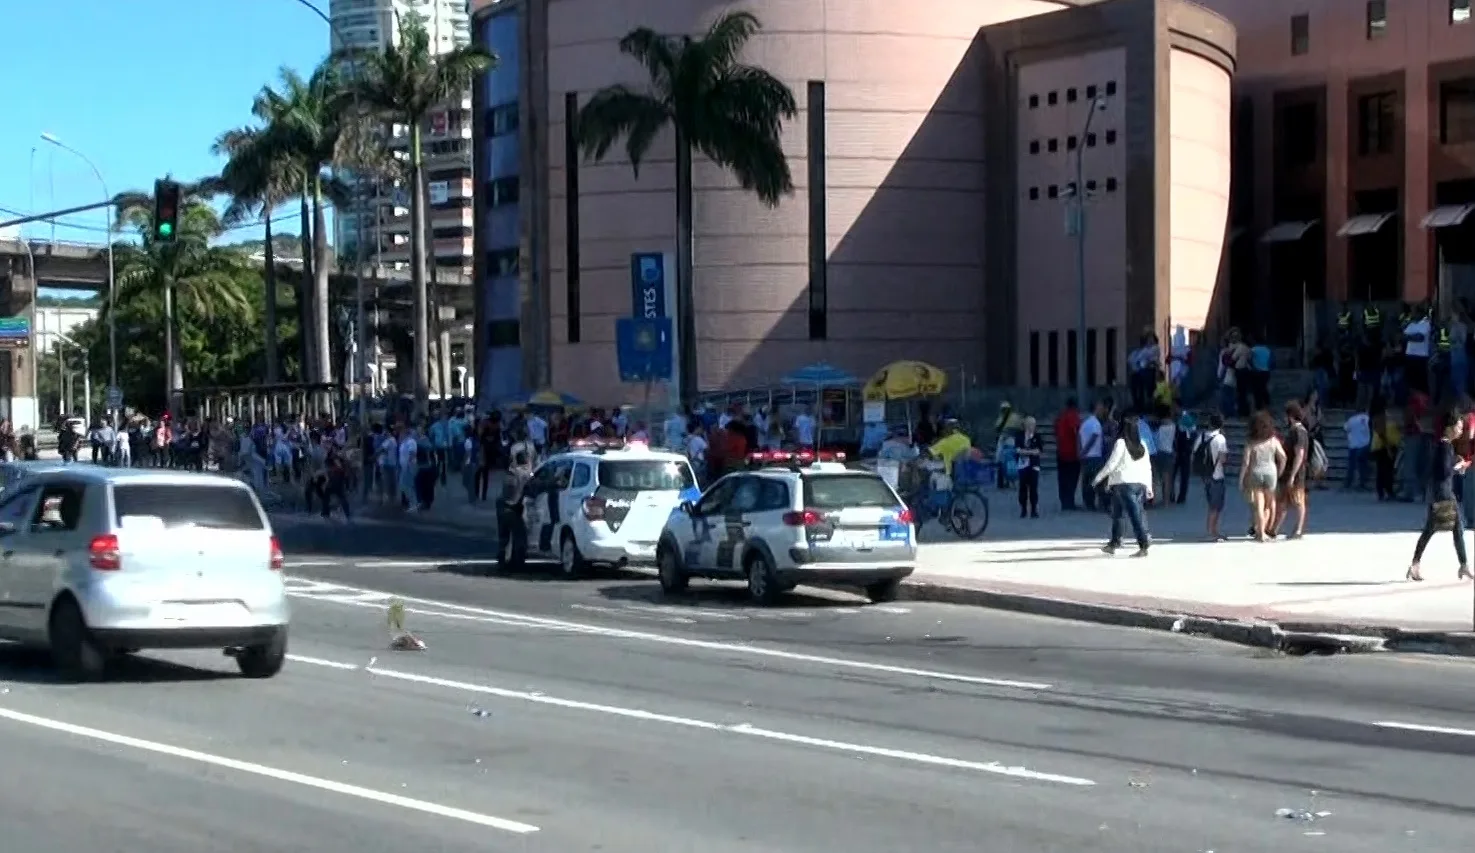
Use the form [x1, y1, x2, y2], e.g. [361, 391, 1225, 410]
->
[1441, 78, 1475, 145]
[1366, 1, 1387, 38]
[1454, 0, 1471, 25]
[1356, 91, 1396, 156]
[1290, 14, 1310, 55]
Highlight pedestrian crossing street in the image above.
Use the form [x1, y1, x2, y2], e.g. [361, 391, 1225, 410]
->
[281, 572, 912, 626]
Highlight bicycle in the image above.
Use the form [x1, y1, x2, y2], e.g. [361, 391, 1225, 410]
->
[901, 457, 990, 539]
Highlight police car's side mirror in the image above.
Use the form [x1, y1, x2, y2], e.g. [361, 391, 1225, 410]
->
[680, 500, 696, 516]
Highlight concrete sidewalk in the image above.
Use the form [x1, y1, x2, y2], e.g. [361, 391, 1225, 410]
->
[903, 484, 1475, 655]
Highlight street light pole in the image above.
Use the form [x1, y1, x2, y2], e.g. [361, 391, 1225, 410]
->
[1073, 98, 1108, 409]
[40, 133, 116, 422]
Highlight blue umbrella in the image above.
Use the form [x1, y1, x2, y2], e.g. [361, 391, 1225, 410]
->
[781, 362, 860, 386]
[502, 389, 585, 410]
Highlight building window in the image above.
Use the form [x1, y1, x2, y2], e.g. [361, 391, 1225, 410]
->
[1105, 327, 1119, 385]
[1104, 129, 1117, 145]
[1105, 80, 1117, 96]
[485, 319, 521, 348]
[1086, 179, 1098, 192]
[1047, 185, 1059, 199]
[1066, 329, 1078, 387]
[1047, 330, 1060, 387]
[1028, 187, 1040, 200]
[1029, 140, 1040, 154]
[1291, 13, 1310, 54]
[1066, 88, 1078, 103]
[1356, 91, 1397, 156]
[485, 102, 518, 137]
[482, 176, 519, 207]
[1029, 331, 1041, 387]
[1048, 91, 1058, 106]
[1029, 94, 1039, 108]
[1067, 135, 1078, 150]
[486, 248, 518, 277]
[432, 226, 470, 239]
[1085, 328, 1098, 387]
[1440, 78, 1475, 145]
[1086, 85, 1098, 99]
[1279, 101, 1318, 165]
[1366, 0, 1387, 38]
[1065, 181, 1077, 197]
[807, 81, 828, 341]
[1086, 132, 1097, 147]
[1106, 177, 1118, 192]
[1455, 0, 1471, 24]
[1047, 138, 1058, 152]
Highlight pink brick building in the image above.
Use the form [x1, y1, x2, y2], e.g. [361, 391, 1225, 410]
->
[471, 0, 1238, 403]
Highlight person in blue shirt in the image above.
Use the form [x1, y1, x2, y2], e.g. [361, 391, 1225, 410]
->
[1173, 404, 1198, 504]
[1248, 338, 1272, 410]
[448, 409, 468, 473]
[428, 412, 451, 485]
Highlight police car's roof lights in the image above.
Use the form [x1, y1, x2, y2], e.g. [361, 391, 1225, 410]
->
[746, 449, 847, 470]
[568, 437, 650, 454]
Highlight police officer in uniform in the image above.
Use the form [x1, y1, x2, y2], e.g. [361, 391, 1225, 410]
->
[1434, 317, 1454, 404]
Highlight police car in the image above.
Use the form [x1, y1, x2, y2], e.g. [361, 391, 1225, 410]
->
[655, 450, 917, 605]
[512, 439, 700, 576]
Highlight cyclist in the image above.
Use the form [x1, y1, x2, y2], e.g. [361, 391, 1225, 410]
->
[928, 418, 973, 474]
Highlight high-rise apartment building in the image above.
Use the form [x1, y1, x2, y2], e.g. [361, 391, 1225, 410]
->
[329, 0, 475, 278]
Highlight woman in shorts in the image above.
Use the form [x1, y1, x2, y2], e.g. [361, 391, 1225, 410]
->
[1239, 410, 1285, 542]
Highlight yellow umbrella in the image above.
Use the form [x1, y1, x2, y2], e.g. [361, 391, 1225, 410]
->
[863, 361, 947, 401]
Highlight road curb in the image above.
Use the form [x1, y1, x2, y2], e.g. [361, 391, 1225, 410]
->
[897, 581, 1414, 656]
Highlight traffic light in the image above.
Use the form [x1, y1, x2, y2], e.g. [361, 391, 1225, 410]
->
[153, 179, 181, 241]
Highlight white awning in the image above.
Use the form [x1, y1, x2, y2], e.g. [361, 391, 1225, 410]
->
[1420, 204, 1475, 229]
[1336, 212, 1395, 237]
[1260, 220, 1319, 243]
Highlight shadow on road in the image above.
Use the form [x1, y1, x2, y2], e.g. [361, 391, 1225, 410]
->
[596, 580, 867, 612]
[0, 645, 237, 685]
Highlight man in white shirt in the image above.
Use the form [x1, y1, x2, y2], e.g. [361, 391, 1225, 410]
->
[685, 425, 709, 483]
[1196, 412, 1229, 540]
[1403, 305, 1432, 396]
[1078, 401, 1105, 511]
[397, 427, 419, 511]
[1343, 409, 1371, 491]
[525, 412, 548, 455]
[664, 411, 687, 452]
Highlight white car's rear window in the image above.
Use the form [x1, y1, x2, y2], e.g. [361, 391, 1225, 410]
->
[597, 460, 695, 491]
[112, 484, 264, 530]
[803, 475, 899, 509]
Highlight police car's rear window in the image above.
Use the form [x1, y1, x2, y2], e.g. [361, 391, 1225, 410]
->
[597, 460, 695, 491]
[803, 475, 898, 509]
[112, 484, 264, 530]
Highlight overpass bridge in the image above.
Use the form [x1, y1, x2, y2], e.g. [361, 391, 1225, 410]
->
[0, 238, 474, 429]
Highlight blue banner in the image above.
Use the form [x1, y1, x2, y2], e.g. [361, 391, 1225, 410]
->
[630, 252, 667, 319]
[616, 317, 674, 383]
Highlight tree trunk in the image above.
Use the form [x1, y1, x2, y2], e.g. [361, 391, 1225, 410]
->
[409, 121, 431, 416]
[311, 177, 332, 392]
[674, 136, 697, 407]
[262, 214, 280, 383]
[298, 193, 316, 383]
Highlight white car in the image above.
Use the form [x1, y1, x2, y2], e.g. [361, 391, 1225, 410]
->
[0, 466, 289, 680]
[510, 440, 700, 576]
[656, 450, 917, 605]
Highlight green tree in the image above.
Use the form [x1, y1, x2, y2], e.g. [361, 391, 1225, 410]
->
[108, 190, 257, 412]
[209, 125, 300, 383]
[575, 11, 797, 404]
[343, 12, 494, 414]
[243, 63, 355, 386]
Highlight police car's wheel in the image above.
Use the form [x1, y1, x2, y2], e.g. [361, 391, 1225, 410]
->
[559, 532, 588, 578]
[745, 553, 779, 606]
[657, 545, 688, 594]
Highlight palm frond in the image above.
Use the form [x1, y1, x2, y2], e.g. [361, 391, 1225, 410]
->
[617, 28, 679, 99]
[700, 12, 761, 74]
[575, 87, 670, 166]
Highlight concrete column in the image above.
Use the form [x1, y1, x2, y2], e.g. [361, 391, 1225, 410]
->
[1403, 62, 1432, 302]
[1323, 74, 1350, 301]
[1, 266, 38, 430]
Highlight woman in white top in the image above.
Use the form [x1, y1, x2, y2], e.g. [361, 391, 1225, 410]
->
[1091, 413, 1155, 556]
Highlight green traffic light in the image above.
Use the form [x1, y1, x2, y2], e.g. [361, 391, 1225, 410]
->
[158, 223, 173, 236]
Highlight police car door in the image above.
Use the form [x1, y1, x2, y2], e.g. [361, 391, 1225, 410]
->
[525, 459, 569, 554]
[681, 476, 738, 573]
[710, 476, 762, 574]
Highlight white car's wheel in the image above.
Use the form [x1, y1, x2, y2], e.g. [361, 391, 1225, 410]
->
[657, 544, 689, 594]
[559, 532, 589, 578]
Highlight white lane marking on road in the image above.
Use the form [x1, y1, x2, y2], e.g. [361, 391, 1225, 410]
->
[288, 655, 1093, 786]
[0, 705, 540, 833]
[356, 560, 451, 568]
[287, 653, 362, 670]
[284, 560, 342, 568]
[1371, 720, 1475, 737]
[569, 603, 697, 624]
[286, 582, 1052, 691]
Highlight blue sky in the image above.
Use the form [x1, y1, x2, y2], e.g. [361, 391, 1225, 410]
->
[1, 0, 332, 276]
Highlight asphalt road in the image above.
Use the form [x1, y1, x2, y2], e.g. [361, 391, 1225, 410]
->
[0, 516, 1470, 852]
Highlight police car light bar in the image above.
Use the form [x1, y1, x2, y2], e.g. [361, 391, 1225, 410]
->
[569, 437, 649, 454]
[746, 449, 847, 469]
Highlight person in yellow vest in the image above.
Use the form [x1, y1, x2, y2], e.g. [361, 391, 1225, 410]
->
[1334, 305, 1358, 405]
[1434, 319, 1455, 405]
[1359, 305, 1384, 408]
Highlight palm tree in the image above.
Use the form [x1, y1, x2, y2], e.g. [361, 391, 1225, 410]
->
[575, 11, 797, 404]
[210, 126, 298, 383]
[247, 63, 355, 387]
[344, 12, 494, 414]
[110, 188, 255, 413]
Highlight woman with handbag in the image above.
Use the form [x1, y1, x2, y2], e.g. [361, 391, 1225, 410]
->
[1407, 413, 1473, 582]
